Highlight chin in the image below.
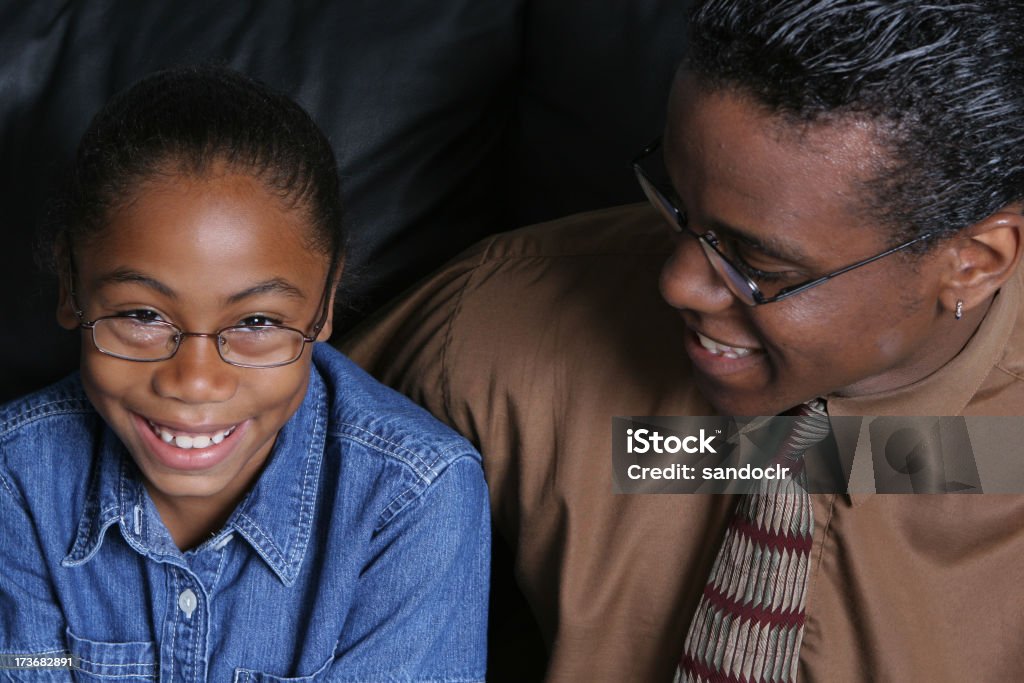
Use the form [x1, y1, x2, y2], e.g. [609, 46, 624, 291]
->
[698, 381, 798, 417]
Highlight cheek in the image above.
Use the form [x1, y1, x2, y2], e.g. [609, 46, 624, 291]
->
[244, 361, 312, 423]
[758, 283, 928, 377]
[753, 297, 870, 372]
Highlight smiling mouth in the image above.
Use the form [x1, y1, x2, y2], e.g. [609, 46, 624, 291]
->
[146, 419, 238, 450]
[695, 331, 760, 359]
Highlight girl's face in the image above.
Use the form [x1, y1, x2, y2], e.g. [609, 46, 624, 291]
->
[59, 169, 335, 525]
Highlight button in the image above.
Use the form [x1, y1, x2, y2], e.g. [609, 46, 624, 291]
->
[178, 589, 198, 618]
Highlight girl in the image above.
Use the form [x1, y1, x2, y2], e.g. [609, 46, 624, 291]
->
[0, 66, 489, 681]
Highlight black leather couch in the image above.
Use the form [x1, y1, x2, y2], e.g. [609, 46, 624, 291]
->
[1, 1, 690, 677]
[1, 1, 689, 403]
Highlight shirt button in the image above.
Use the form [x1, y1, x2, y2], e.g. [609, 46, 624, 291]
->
[178, 588, 198, 618]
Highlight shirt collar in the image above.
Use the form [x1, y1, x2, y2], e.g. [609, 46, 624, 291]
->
[228, 366, 327, 586]
[825, 267, 1022, 505]
[63, 362, 329, 586]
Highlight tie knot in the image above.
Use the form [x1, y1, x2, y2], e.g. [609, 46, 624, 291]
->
[784, 399, 831, 457]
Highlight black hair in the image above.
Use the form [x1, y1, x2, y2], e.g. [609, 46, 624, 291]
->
[684, 0, 1024, 244]
[54, 64, 343, 274]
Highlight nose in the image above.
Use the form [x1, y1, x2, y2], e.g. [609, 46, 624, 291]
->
[659, 234, 737, 313]
[151, 334, 238, 404]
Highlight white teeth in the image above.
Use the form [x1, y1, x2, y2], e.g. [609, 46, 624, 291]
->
[147, 421, 236, 450]
[696, 332, 756, 359]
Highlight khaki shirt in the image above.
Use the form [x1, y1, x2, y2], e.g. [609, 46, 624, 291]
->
[343, 204, 1024, 682]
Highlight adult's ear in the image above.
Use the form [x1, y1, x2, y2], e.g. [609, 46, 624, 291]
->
[939, 204, 1023, 317]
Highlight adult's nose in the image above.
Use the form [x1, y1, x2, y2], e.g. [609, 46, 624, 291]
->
[659, 232, 739, 314]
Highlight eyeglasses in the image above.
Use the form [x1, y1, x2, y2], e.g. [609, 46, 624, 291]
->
[632, 138, 933, 305]
[70, 272, 333, 369]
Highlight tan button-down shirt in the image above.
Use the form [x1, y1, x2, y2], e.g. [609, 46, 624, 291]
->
[343, 204, 1024, 682]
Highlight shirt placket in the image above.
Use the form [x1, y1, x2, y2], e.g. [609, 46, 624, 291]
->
[162, 565, 210, 683]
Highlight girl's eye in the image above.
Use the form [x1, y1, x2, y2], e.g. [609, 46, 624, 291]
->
[119, 309, 164, 323]
[238, 315, 282, 328]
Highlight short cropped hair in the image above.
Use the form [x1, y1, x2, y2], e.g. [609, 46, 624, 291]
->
[684, 0, 1024, 243]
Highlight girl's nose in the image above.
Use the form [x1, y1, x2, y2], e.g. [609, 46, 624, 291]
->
[151, 335, 238, 404]
[659, 233, 738, 314]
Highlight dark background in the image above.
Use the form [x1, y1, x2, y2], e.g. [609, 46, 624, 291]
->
[0, 0, 690, 404]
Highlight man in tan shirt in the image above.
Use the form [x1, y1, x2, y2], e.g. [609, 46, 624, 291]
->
[344, 1, 1024, 680]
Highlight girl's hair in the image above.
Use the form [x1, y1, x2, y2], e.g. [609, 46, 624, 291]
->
[684, 0, 1024, 246]
[53, 64, 344, 275]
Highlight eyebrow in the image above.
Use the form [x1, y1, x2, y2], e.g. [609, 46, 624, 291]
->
[707, 218, 809, 263]
[96, 269, 307, 303]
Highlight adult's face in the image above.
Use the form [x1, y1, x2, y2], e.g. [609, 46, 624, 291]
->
[659, 77, 969, 415]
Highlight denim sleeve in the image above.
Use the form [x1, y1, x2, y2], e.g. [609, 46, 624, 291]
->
[0, 464, 66, 661]
[328, 454, 490, 683]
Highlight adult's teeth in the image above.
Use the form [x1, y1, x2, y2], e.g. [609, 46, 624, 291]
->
[148, 421, 236, 450]
[696, 332, 755, 359]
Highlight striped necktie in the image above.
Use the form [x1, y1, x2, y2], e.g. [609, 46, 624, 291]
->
[677, 400, 830, 683]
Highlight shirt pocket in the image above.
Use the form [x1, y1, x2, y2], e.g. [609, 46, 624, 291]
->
[66, 628, 157, 681]
[232, 653, 336, 682]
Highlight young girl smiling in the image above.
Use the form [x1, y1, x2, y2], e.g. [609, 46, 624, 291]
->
[0, 66, 489, 681]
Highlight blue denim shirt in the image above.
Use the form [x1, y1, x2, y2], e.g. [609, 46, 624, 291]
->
[0, 344, 489, 682]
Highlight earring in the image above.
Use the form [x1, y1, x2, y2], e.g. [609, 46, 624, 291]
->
[955, 300, 964, 321]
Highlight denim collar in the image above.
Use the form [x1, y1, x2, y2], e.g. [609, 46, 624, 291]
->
[63, 361, 329, 587]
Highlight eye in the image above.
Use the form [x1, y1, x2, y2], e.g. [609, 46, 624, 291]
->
[118, 309, 165, 323]
[735, 260, 792, 283]
[720, 239, 801, 284]
[237, 315, 282, 328]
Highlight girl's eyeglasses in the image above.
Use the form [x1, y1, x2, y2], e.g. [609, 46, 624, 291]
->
[68, 265, 333, 369]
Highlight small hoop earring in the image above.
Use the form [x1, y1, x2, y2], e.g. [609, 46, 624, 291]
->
[955, 300, 964, 320]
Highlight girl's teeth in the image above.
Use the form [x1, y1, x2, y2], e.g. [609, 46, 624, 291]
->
[148, 421, 236, 450]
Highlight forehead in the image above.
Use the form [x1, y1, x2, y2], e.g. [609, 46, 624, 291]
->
[664, 78, 889, 249]
[76, 172, 328, 292]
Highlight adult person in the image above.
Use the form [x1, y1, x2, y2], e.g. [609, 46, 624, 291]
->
[344, 1, 1024, 680]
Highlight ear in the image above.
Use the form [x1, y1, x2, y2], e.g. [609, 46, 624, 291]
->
[315, 268, 343, 342]
[54, 240, 80, 330]
[938, 205, 1023, 317]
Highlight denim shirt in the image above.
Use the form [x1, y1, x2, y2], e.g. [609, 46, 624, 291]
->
[0, 344, 489, 682]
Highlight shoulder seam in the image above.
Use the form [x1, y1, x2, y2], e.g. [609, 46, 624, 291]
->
[0, 398, 94, 439]
[442, 235, 502, 422]
[375, 453, 482, 532]
[333, 421, 476, 484]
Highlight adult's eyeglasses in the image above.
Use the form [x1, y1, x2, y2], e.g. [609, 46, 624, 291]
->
[632, 138, 933, 305]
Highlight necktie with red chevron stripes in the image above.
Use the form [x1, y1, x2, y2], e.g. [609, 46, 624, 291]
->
[677, 400, 830, 683]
